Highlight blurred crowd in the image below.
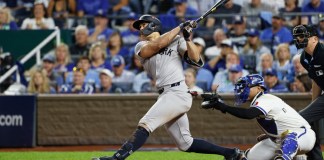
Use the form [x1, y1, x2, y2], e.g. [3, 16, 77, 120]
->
[0, 0, 324, 94]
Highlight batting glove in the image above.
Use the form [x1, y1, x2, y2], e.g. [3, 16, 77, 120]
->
[179, 21, 190, 30]
[182, 26, 192, 41]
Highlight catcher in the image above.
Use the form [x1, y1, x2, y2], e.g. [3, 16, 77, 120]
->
[201, 74, 316, 160]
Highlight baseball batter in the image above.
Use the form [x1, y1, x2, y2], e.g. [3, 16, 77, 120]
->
[93, 15, 245, 160]
[201, 74, 316, 160]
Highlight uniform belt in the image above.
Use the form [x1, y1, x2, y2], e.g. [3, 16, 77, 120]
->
[158, 82, 181, 94]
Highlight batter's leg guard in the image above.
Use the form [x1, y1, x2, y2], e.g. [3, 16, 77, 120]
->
[92, 127, 149, 160]
[274, 132, 299, 160]
[113, 141, 134, 160]
[91, 141, 133, 160]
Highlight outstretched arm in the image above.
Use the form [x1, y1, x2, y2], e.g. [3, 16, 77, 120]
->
[201, 93, 263, 119]
[213, 102, 263, 119]
[139, 22, 191, 59]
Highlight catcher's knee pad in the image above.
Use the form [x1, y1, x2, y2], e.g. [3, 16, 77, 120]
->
[277, 132, 299, 160]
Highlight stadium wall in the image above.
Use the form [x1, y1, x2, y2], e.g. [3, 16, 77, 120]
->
[37, 94, 324, 146]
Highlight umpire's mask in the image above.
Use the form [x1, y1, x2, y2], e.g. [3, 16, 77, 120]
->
[293, 25, 318, 49]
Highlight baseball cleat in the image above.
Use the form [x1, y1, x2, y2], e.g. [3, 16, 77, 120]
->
[91, 156, 116, 160]
[224, 148, 247, 160]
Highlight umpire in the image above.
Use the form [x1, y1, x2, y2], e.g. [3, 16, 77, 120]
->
[293, 24, 324, 160]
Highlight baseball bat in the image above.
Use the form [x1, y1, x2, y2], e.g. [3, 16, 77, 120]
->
[192, 0, 229, 28]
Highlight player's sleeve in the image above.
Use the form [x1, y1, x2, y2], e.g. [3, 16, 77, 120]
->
[134, 41, 148, 62]
[177, 36, 187, 56]
[178, 37, 204, 67]
[251, 100, 273, 116]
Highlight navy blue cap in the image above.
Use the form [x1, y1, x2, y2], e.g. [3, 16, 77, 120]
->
[128, 12, 138, 20]
[264, 68, 278, 77]
[229, 64, 243, 72]
[111, 55, 125, 67]
[95, 9, 107, 18]
[248, 28, 260, 37]
[232, 16, 244, 24]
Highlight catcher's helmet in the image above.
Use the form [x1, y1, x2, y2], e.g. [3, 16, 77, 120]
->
[132, 15, 161, 36]
[292, 25, 318, 49]
[234, 74, 266, 106]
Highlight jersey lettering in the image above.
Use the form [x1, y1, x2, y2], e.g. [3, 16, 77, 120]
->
[158, 48, 173, 56]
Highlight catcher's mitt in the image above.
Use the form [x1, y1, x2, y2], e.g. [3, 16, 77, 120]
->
[200, 92, 224, 109]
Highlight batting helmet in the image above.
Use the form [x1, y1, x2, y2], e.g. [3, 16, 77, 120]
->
[292, 24, 318, 49]
[234, 74, 266, 106]
[132, 15, 162, 36]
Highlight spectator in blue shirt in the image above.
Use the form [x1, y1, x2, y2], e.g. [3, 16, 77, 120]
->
[60, 67, 94, 94]
[0, 7, 18, 30]
[110, 55, 135, 93]
[54, 43, 75, 74]
[301, 0, 324, 25]
[77, 0, 108, 17]
[121, 12, 140, 48]
[215, 64, 243, 93]
[167, 0, 198, 23]
[260, 13, 293, 54]
[111, 55, 135, 83]
[88, 10, 115, 44]
[263, 68, 289, 93]
[89, 42, 112, 71]
[273, 43, 292, 83]
[106, 31, 130, 63]
[65, 56, 100, 89]
[132, 71, 151, 93]
[204, 39, 234, 75]
[41, 54, 64, 92]
[97, 68, 114, 93]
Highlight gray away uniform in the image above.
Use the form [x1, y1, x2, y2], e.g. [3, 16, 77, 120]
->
[134, 35, 201, 151]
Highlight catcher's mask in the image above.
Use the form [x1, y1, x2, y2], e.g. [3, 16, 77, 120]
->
[234, 74, 266, 106]
[292, 25, 318, 49]
[132, 14, 161, 36]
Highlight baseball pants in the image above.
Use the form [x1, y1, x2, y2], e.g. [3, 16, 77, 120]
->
[299, 93, 324, 160]
[247, 127, 316, 160]
[138, 81, 194, 151]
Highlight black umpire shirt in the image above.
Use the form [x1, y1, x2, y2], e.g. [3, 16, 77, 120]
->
[300, 42, 324, 91]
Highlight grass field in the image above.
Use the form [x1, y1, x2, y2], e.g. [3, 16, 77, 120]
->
[0, 151, 223, 160]
[1, 151, 323, 160]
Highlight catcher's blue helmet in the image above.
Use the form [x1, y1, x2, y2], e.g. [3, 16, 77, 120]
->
[234, 74, 266, 106]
